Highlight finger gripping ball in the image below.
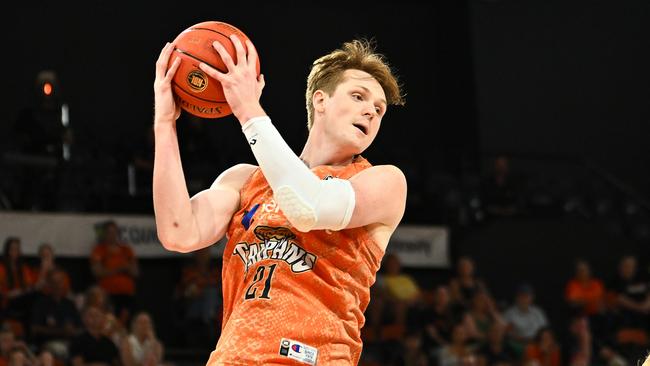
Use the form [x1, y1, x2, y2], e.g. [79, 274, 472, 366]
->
[167, 21, 260, 119]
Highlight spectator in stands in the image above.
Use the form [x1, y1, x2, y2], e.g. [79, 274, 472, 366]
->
[0, 326, 35, 366]
[81, 285, 113, 314]
[381, 253, 421, 326]
[564, 315, 591, 366]
[480, 155, 524, 218]
[0, 237, 36, 334]
[29, 268, 82, 361]
[36, 350, 54, 366]
[503, 284, 549, 355]
[465, 289, 505, 345]
[449, 256, 491, 309]
[565, 259, 605, 317]
[476, 323, 517, 366]
[174, 247, 221, 349]
[177, 247, 221, 326]
[69, 306, 119, 366]
[79, 285, 125, 347]
[609, 255, 650, 329]
[0, 329, 12, 366]
[394, 329, 429, 366]
[33, 243, 71, 295]
[90, 220, 139, 327]
[523, 328, 561, 366]
[437, 323, 478, 366]
[421, 285, 462, 350]
[6, 346, 36, 366]
[119, 312, 164, 366]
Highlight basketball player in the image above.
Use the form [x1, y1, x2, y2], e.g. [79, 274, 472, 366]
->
[152, 35, 406, 365]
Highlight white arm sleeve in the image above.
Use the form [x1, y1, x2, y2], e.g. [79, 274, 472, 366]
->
[242, 116, 355, 232]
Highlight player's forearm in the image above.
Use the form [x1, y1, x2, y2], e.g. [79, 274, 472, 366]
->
[241, 117, 355, 232]
[152, 124, 200, 251]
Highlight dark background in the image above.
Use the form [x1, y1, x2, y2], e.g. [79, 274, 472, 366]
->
[1, 0, 650, 361]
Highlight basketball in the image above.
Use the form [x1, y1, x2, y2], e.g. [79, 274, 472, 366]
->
[168, 21, 260, 119]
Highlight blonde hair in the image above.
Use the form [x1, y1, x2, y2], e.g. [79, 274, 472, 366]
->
[305, 39, 405, 130]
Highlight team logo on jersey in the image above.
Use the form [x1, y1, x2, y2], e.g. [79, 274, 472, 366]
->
[233, 226, 317, 274]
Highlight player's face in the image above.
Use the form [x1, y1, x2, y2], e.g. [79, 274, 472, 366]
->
[322, 69, 387, 154]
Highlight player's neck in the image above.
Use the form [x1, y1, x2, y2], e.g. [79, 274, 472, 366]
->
[300, 132, 354, 168]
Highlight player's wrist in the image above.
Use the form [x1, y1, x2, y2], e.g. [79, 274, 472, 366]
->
[235, 104, 267, 125]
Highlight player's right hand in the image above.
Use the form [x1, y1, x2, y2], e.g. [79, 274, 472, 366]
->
[154, 42, 182, 125]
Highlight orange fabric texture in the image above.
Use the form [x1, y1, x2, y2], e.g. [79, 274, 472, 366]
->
[524, 344, 561, 366]
[0, 263, 36, 293]
[91, 243, 136, 295]
[207, 157, 385, 365]
[565, 278, 605, 315]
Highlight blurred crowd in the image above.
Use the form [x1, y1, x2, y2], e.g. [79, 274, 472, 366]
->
[359, 253, 650, 366]
[0, 221, 222, 366]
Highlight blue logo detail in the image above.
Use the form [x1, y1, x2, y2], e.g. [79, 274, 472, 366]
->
[291, 344, 302, 353]
[241, 203, 260, 230]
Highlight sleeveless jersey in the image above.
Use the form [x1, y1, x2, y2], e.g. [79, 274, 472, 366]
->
[206, 157, 385, 365]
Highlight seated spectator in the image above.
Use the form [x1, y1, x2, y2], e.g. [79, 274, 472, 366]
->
[0, 326, 35, 366]
[449, 256, 491, 309]
[80, 286, 113, 314]
[174, 247, 221, 349]
[90, 221, 139, 327]
[421, 285, 463, 350]
[523, 328, 561, 366]
[6, 346, 36, 366]
[33, 244, 71, 295]
[465, 289, 505, 345]
[564, 315, 591, 366]
[608, 255, 650, 330]
[383, 253, 421, 304]
[395, 329, 428, 366]
[503, 284, 548, 355]
[437, 323, 478, 366]
[480, 155, 525, 218]
[565, 259, 605, 317]
[30, 269, 82, 361]
[36, 351, 54, 366]
[78, 286, 125, 347]
[476, 323, 517, 366]
[69, 306, 120, 366]
[119, 312, 164, 366]
[177, 247, 221, 325]
[0, 237, 37, 334]
[380, 253, 421, 326]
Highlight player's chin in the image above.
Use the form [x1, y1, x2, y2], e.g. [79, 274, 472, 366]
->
[351, 137, 372, 155]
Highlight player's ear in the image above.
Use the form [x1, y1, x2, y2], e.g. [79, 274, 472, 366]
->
[313, 90, 326, 113]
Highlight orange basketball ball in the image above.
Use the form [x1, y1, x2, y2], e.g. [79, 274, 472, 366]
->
[168, 21, 260, 119]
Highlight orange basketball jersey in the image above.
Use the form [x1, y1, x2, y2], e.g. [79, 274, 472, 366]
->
[206, 157, 385, 365]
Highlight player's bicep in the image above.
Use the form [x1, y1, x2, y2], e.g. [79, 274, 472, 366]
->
[346, 165, 407, 229]
[189, 186, 240, 247]
[187, 164, 256, 250]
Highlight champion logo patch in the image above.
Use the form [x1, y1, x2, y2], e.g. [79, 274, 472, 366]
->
[279, 338, 318, 365]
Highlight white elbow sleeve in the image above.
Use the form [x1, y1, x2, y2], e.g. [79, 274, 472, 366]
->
[242, 116, 355, 232]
